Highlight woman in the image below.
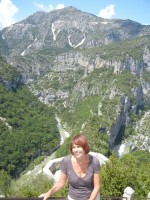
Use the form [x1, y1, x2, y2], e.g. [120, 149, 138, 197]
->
[39, 133, 100, 200]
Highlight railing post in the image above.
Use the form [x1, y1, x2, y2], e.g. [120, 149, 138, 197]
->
[147, 192, 150, 199]
[122, 186, 134, 200]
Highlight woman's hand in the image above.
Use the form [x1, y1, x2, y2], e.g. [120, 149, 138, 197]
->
[39, 191, 51, 200]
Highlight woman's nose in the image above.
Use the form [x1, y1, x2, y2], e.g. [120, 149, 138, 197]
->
[74, 147, 79, 151]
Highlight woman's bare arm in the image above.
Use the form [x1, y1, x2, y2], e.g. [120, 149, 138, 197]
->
[39, 172, 67, 200]
[89, 173, 100, 200]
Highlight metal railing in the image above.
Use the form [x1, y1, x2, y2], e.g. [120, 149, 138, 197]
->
[0, 198, 67, 200]
[0, 197, 126, 200]
[100, 197, 127, 200]
[1, 197, 150, 200]
[100, 198, 150, 200]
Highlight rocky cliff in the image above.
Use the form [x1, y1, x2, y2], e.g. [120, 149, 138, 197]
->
[0, 6, 150, 154]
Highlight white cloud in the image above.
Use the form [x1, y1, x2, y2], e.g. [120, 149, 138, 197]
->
[33, 2, 64, 12]
[98, 4, 116, 19]
[33, 2, 53, 11]
[55, 4, 65, 10]
[0, 0, 18, 30]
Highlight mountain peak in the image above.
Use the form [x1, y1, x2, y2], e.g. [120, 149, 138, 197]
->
[1, 5, 150, 60]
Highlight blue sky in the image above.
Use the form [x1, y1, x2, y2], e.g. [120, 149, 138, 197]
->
[0, 0, 150, 30]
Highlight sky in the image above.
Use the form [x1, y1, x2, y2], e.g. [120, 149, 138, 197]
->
[0, 0, 150, 30]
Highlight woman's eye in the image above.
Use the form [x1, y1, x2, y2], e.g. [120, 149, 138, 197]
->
[72, 144, 81, 149]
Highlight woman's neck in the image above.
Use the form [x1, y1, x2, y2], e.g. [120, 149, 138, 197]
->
[73, 154, 89, 164]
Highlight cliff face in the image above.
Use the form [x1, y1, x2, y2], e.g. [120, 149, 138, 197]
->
[3, 77, 24, 91]
[1, 7, 149, 57]
[0, 6, 150, 153]
[0, 59, 24, 91]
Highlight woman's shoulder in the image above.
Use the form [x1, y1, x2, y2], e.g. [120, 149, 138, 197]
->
[62, 154, 72, 163]
[89, 154, 100, 164]
[89, 154, 100, 172]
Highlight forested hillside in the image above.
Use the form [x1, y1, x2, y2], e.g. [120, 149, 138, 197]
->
[0, 57, 60, 177]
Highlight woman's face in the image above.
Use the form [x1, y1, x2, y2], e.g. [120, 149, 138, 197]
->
[72, 143, 85, 158]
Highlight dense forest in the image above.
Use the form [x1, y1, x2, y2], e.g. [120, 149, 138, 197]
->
[0, 58, 60, 177]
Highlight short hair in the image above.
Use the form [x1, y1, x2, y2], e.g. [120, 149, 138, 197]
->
[69, 133, 90, 154]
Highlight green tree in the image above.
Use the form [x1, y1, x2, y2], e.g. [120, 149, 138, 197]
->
[100, 151, 150, 199]
[9, 173, 52, 197]
[9, 173, 68, 198]
[0, 170, 11, 196]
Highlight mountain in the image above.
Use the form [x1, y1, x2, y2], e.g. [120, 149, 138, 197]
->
[0, 6, 150, 176]
[0, 57, 60, 177]
[1, 6, 150, 81]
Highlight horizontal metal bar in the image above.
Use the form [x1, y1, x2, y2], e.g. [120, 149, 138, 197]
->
[0, 198, 67, 200]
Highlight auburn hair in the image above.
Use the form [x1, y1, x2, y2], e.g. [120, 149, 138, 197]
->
[69, 133, 90, 154]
